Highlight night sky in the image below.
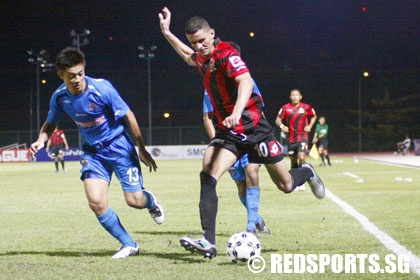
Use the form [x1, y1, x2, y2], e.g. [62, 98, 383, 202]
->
[1, 1, 419, 149]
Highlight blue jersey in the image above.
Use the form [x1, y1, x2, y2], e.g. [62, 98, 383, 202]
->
[202, 79, 263, 114]
[47, 76, 129, 147]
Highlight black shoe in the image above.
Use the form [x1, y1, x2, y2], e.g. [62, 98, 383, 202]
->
[256, 219, 270, 234]
[180, 237, 217, 259]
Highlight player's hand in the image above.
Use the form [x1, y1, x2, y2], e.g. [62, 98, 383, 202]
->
[282, 126, 289, 133]
[30, 140, 45, 157]
[158, 7, 171, 34]
[304, 125, 312, 132]
[139, 149, 157, 172]
[223, 112, 241, 129]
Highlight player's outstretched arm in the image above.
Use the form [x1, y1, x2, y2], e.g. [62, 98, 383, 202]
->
[158, 7, 196, 66]
[30, 122, 56, 156]
[123, 109, 157, 172]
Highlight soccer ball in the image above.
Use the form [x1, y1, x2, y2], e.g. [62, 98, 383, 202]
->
[226, 231, 261, 263]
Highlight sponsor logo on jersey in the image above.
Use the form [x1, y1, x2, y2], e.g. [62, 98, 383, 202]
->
[88, 103, 97, 112]
[268, 140, 281, 157]
[75, 115, 105, 128]
[229, 55, 247, 71]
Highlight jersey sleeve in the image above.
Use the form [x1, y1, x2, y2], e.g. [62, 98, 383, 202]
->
[307, 104, 316, 117]
[225, 54, 249, 79]
[277, 105, 285, 118]
[100, 79, 129, 120]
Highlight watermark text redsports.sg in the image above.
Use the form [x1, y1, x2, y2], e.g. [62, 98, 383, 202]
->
[248, 254, 410, 274]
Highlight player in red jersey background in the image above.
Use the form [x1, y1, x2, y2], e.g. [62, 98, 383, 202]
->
[46, 127, 69, 173]
[276, 89, 317, 168]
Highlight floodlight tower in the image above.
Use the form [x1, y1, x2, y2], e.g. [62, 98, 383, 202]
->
[138, 44, 157, 146]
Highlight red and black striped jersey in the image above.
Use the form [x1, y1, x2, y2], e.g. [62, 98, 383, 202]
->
[277, 102, 316, 143]
[49, 129, 65, 146]
[191, 39, 263, 134]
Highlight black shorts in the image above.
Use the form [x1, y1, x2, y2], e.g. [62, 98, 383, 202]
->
[318, 138, 328, 149]
[209, 119, 284, 164]
[288, 141, 308, 155]
[50, 145, 64, 157]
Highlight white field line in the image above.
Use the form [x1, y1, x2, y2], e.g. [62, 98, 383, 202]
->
[343, 172, 361, 179]
[326, 189, 420, 276]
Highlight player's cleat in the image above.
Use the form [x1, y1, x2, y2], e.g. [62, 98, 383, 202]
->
[112, 243, 139, 259]
[180, 237, 217, 259]
[246, 227, 258, 236]
[256, 219, 270, 234]
[144, 190, 165, 224]
[302, 162, 325, 199]
[63, 168, 67, 173]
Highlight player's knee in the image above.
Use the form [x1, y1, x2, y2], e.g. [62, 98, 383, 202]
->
[275, 180, 294, 193]
[88, 200, 107, 216]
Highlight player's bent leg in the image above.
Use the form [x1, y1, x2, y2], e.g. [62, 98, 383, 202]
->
[123, 190, 164, 225]
[265, 160, 295, 193]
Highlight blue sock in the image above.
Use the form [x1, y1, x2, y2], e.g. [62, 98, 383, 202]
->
[97, 208, 136, 247]
[143, 190, 156, 210]
[240, 193, 262, 224]
[246, 187, 260, 231]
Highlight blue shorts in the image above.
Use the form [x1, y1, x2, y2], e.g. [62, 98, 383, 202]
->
[80, 133, 143, 193]
[227, 154, 249, 181]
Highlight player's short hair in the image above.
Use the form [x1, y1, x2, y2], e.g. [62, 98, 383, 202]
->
[185, 16, 211, 34]
[56, 46, 85, 72]
[290, 88, 302, 95]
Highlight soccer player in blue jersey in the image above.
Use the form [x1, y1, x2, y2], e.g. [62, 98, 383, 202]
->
[203, 89, 270, 235]
[30, 46, 164, 259]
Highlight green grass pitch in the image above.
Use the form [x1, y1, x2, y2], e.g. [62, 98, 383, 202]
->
[0, 156, 419, 279]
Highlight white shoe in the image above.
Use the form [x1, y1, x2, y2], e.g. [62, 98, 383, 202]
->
[296, 184, 306, 191]
[112, 243, 139, 259]
[144, 190, 165, 224]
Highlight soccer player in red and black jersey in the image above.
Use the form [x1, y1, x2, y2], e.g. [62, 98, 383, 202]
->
[45, 127, 69, 172]
[159, 7, 326, 259]
[276, 89, 317, 168]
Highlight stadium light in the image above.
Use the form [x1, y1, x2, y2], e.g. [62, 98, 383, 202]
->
[27, 49, 53, 137]
[70, 28, 90, 51]
[163, 112, 171, 144]
[358, 72, 369, 152]
[138, 44, 157, 146]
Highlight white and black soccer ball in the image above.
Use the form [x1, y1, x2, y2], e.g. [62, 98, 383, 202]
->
[226, 231, 261, 263]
